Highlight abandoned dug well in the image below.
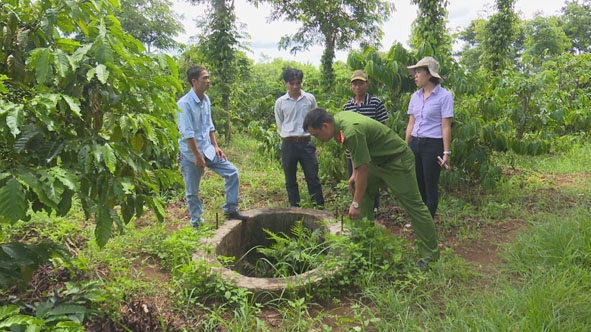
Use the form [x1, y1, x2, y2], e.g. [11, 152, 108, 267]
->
[195, 207, 342, 296]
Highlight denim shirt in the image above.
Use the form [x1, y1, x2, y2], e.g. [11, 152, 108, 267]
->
[176, 89, 216, 162]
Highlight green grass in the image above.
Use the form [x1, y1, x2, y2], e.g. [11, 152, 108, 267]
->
[2, 134, 591, 331]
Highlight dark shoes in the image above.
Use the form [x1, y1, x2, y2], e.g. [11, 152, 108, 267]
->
[225, 210, 249, 221]
[416, 258, 433, 270]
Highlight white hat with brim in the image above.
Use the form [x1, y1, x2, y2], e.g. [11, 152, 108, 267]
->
[407, 56, 442, 81]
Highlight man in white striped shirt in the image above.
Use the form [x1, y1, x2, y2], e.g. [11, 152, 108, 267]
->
[343, 69, 389, 210]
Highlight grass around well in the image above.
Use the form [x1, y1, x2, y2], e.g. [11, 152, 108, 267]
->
[2, 134, 591, 331]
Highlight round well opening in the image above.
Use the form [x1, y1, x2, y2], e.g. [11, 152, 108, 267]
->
[196, 207, 341, 295]
[217, 208, 328, 278]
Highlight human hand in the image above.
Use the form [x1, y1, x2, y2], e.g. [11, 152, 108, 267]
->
[195, 155, 206, 168]
[216, 147, 227, 160]
[348, 175, 355, 193]
[437, 155, 450, 170]
[348, 203, 361, 219]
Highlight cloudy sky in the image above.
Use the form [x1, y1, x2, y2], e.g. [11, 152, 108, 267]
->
[173, 0, 566, 66]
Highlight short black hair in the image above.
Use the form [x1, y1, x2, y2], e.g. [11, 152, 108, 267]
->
[187, 66, 206, 85]
[421, 66, 441, 85]
[282, 68, 304, 82]
[303, 107, 334, 132]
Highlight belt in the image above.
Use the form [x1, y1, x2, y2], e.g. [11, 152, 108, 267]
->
[282, 136, 311, 143]
[411, 136, 442, 142]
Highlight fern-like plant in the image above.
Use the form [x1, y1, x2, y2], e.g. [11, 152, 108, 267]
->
[257, 220, 329, 278]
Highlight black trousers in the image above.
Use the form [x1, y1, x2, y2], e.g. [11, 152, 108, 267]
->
[408, 137, 443, 218]
[281, 140, 324, 207]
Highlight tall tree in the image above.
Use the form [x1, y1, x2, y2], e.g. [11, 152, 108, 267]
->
[187, 0, 250, 140]
[456, 18, 488, 72]
[264, 0, 394, 94]
[480, 0, 518, 74]
[521, 15, 571, 60]
[409, 0, 453, 62]
[560, 0, 591, 54]
[117, 0, 185, 52]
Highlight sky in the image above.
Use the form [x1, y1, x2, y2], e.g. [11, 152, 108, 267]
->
[172, 0, 566, 66]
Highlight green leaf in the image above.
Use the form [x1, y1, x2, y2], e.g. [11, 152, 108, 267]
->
[102, 144, 116, 174]
[0, 315, 44, 328]
[121, 195, 135, 224]
[34, 48, 52, 84]
[61, 94, 82, 118]
[6, 103, 24, 137]
[78, 145, 93, 173]
[57, 188, 74, 217]
[16, 168, 60, 209]
[130, 132, 145, 151]
[0, 178, 27, 223]
[56, 38, 81, 53]
[94, 38, 114, 64]
[47, 304, 87, 316]
[0, 305, 20, 320]
[71, 44, 92, 65]
[144, 196, 165, 222]
[86, 67, 96, 82]
[54, 50, 71, 78]
[95, 204, 113, 248]
[1, 244, 35, 266]
[95, 64, 109, 84]
[49, 167, 79, 191]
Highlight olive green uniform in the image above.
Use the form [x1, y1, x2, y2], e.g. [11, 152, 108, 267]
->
[334, 111, 439, 260]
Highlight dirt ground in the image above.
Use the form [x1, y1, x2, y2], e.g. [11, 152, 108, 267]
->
[15, 172, 587, 331]
[88, 199, 524, 331]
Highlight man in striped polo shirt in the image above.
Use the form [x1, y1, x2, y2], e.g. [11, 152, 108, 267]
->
[343, 69, 389, 210]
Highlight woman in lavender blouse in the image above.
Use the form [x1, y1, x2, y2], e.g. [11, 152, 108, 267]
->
[405, 57, 454, 218]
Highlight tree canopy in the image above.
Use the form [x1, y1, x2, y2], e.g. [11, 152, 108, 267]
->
[264, 0, 394, 93]
[0, 0, 182, 247]
[117, 0, 185, 52]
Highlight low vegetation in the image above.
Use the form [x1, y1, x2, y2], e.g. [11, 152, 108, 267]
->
[1, 135, 590, 331]
[2, 1, 591, 330]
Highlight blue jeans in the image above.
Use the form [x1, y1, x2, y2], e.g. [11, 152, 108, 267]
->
[179, 153, 240, 226]
[408, 137, 443, 218]
[281, 140, 324, 207]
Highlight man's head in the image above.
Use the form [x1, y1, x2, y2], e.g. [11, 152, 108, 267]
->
[187, 66, 210, 93]
[350, 69, 369, 98]
[303, 108, 335, 142]
[282, 68, 304, 96]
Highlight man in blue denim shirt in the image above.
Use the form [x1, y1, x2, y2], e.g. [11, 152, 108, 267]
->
[176, 66, 248, 229]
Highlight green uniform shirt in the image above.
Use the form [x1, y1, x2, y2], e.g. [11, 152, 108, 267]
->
[334, 111, 407, 168]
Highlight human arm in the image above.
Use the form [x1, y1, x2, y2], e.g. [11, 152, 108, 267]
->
[439, 117, 452, 167]
[439, 91, 454, 167]
[187, 137, 206, 168]
[349, 163, 369, 219]
[209, 131, 227, 160]
[375, 99, 389, 124]
[405, 114, 416, 143]
[274, 99, 283, 133]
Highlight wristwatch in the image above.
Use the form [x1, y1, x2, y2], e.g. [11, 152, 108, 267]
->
[352, 202, 359, 209]
[443, 151, 452, 155]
